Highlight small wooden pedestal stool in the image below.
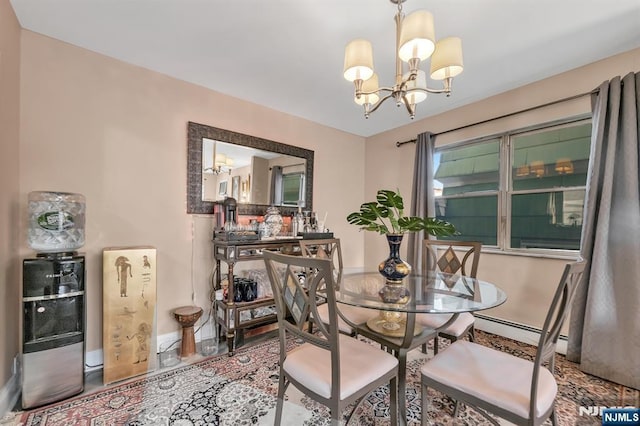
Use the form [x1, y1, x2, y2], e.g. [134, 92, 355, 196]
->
[173, 306, 203, 359]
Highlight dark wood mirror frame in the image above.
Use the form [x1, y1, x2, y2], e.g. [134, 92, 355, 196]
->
[187, 121, 314, 215]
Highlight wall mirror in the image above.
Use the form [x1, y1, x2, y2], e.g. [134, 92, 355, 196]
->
[187, 122, 314, 215]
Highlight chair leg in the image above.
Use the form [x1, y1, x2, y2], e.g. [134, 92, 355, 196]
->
[330, 413, 341, 425]
[453, 400, 461, 417]
[445, 343, 462, 419]
[550, 408, 558, 426]
[421, 379, 429, 426]
[468, 325, 475, 342]
[389, 376, 398, 426]
[433, 335, 440, 355]
[274, 371, 286, 426]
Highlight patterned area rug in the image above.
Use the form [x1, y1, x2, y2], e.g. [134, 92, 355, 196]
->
[11, 330, 639, 425]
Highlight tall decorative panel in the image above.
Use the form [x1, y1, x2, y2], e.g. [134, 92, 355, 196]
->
[102, 246, 157, 384]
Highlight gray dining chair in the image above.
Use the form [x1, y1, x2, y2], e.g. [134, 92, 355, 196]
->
[263, 250, 399, 426]
[299, 238, 377, 336]
[417, 240, 482, 354]
[420, 260, 586, 426]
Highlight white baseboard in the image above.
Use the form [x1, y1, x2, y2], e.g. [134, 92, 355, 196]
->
[156, 331, 183, 355]
[84, 329, 197, 373]
[475, 315, 567, 355]
[84, 348, 104, 373]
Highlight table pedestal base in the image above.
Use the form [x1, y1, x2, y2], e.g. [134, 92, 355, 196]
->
[366, 311, 423, 337]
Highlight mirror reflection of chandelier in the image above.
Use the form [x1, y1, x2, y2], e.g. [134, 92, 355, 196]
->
[555, 158, 574, 174]
[213, 153, 234, 174]
[516, 158, 575, 179]
[515, 164, 530, 177]
[529, 161, 546, 178]
[343, 0, 463, 119]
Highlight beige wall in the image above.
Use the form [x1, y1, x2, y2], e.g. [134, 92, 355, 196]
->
[19, 30, 366, 353]
[364, 48, 640, 329]
[0, 0, 21, 394]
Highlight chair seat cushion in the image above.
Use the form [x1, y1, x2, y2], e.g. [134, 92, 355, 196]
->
[416, 312, 474, 337]
[316, 303, 376, 334]
[284, 334, 398, 400]
[421, 340, 557, 419]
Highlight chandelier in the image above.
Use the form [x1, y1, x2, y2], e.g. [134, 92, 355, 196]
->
[343, 0, 463, 119]
[205, 153, 234, 175]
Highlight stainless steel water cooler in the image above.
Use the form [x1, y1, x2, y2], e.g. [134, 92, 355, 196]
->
[21, 253, 85, 408]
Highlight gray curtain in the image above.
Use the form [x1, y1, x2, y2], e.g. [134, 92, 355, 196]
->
[567, 72, 639, 390]
[269, 166, 283, 205]
[407, 132, 436, 274]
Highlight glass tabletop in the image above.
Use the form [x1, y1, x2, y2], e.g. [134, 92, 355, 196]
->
[332, 271, 507, 314]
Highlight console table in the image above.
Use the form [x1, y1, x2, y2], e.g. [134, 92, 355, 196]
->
[213, 238, 303, 355]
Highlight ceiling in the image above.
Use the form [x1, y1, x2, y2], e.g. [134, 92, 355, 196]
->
[9, 0, 640, 137]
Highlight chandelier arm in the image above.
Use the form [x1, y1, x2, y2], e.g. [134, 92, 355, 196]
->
[401, 94, 416, 118]
[360, 86, 396, 97]
[410, 77, 453, 96]
[397, 79, 410, 93]
[376, 86, 397, 93]
[411, 87, 449, 94]
[366, 93, 396, 115]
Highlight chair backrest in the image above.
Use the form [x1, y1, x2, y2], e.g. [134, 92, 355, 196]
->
[263, 249, 342, 389]
[298, 238, 343, 286]
[423, 240, 482, 278]
[529, 260, 586, 419]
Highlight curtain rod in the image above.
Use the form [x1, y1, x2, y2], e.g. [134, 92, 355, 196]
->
[269, 162, 305, 170]
[395, 89, 597, 147]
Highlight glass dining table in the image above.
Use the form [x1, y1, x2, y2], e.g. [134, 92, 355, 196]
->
[331, 271, 507, 425]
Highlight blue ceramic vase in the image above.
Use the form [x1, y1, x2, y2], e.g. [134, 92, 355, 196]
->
[378, 234, 412, 303]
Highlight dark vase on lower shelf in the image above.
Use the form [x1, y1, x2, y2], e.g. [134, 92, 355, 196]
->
[378, 234, 412, 304]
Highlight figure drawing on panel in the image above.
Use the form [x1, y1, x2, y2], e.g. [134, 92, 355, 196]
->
[115, 256, 132, 297]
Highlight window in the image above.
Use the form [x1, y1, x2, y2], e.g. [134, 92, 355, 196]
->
[434, 118, 591, 252]
[281, 172, 305, 206]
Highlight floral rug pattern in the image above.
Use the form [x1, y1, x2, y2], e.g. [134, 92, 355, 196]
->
[12, 331, 639, 425]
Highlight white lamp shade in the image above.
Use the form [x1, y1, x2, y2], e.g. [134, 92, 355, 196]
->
[215, 153, 227, 165]
[344, 39, 374, 82]
[355, 73, 380, 105]
[430, 37, 463, 80]
[399, 10, 435, 62]
[402, 70, 427, 104]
